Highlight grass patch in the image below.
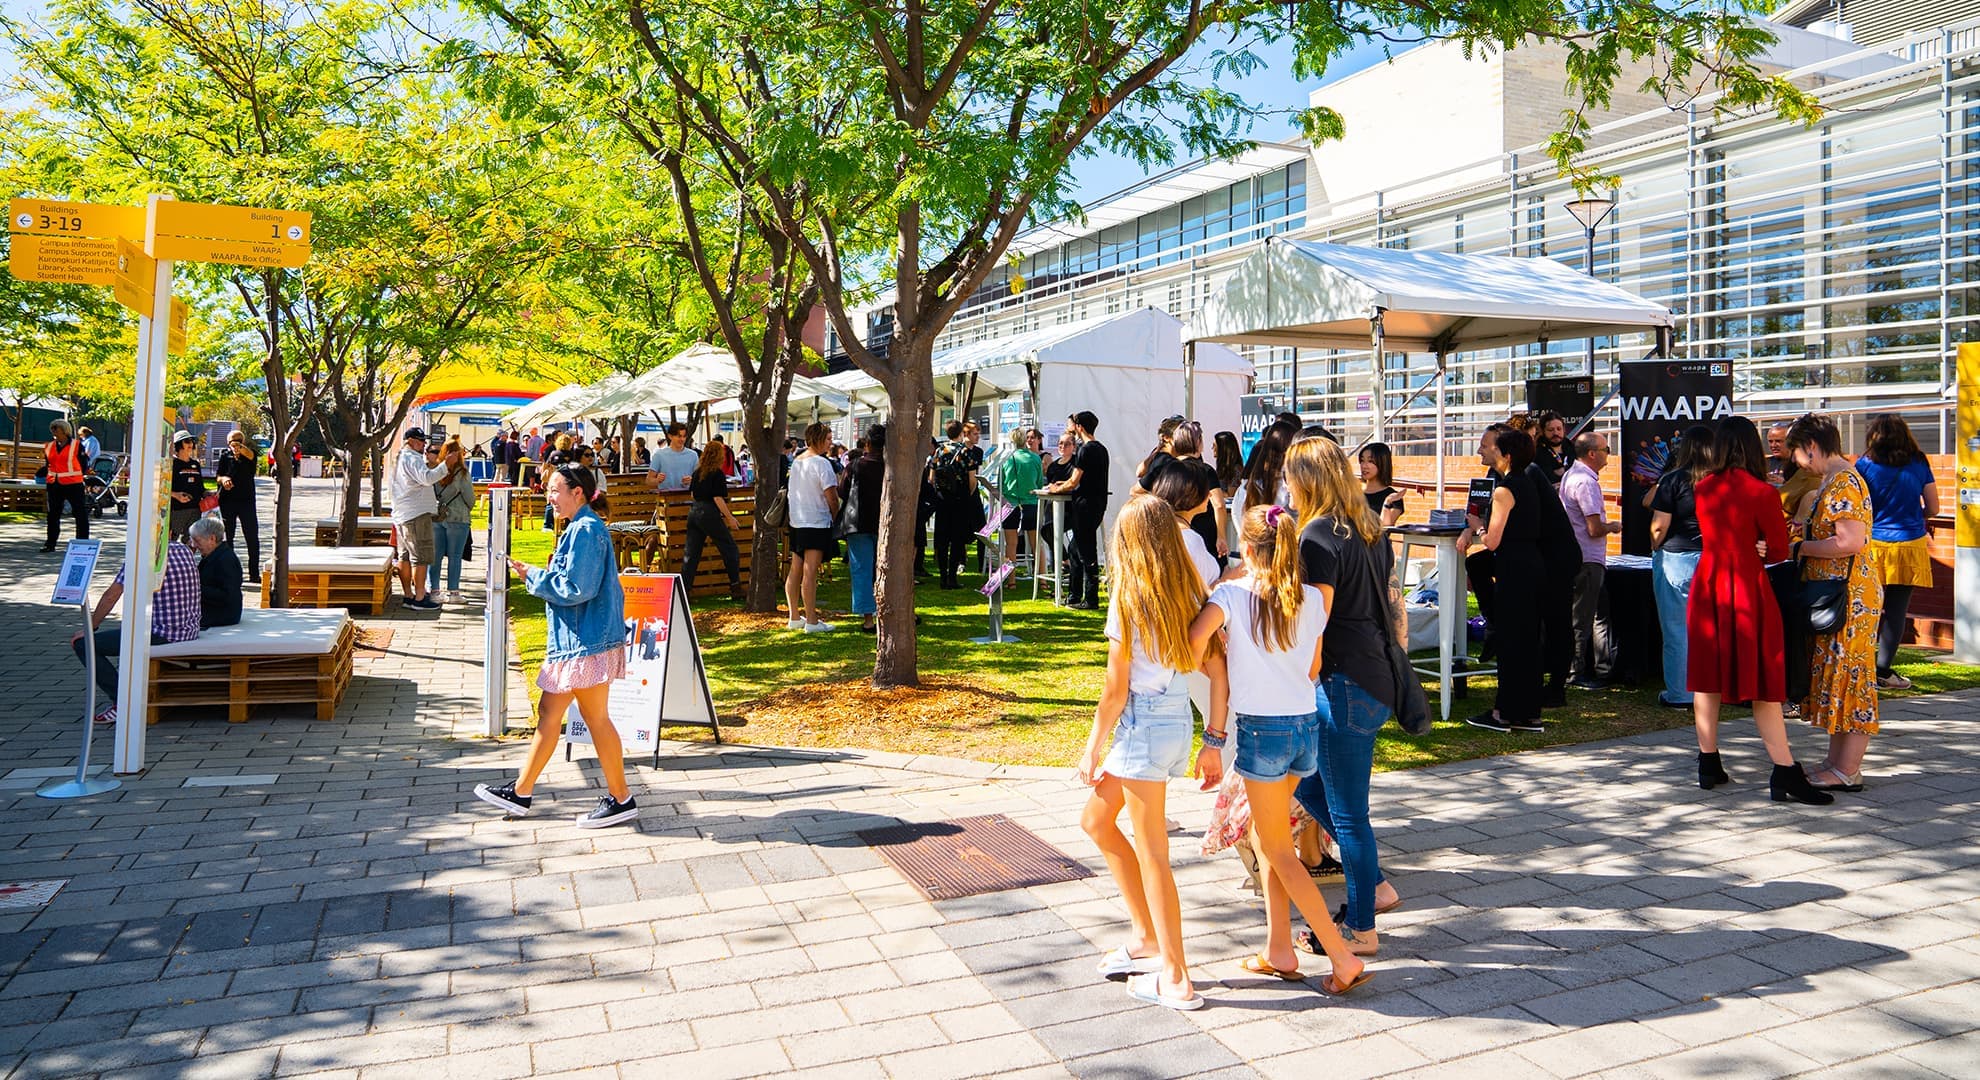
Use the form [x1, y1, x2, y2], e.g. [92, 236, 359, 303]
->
[502, 531, 1979, 770]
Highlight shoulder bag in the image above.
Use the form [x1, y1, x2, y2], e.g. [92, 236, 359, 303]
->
[1365, 541, 1431, 735]
[1797, 472, 1855, 636]
[834, 467, 861, 539]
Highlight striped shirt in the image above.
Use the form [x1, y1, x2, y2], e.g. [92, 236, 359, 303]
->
[112, 542, 203, 643]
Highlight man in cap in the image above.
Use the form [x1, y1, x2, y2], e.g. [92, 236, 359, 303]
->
[391, 428, 454, 609]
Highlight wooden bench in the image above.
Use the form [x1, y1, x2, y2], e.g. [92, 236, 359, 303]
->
[147, 608, 357, 724]
[264, 547, 397, 614]
[0, 479, 42, 512]
[313, 516, 395, 547]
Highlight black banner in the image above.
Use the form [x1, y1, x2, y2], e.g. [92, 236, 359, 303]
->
[1526, 375, 1595, 428]
[1617, 359, 1734, 556]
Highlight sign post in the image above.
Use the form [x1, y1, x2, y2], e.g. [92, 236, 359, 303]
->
[1957, 343, 1980, 664]
[483, 487, 513, 735]
[41, 539, 121, 800]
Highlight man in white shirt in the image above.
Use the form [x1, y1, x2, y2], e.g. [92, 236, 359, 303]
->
[1560, 431, 1623, 688]
[645, 423, 701, 492]
[391, 428, 452, 610]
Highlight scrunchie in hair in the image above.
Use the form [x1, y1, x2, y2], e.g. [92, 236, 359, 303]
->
[1265, 504, 1287, 527]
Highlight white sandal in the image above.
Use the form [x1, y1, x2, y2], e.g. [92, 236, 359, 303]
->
[1096, 945, 1162, 977]
[1126, 972, 1204, 1010]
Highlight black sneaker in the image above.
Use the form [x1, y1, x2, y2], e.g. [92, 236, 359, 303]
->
[575, 794, 639, 829]
[1465, 711, 1511, 733]
[1508, 717, 1547, 733]
[1307, 852, 1346, 883]
[474, 782, 531, 816]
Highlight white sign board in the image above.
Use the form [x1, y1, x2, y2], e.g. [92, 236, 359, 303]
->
[567, 574, 720, 759]
[52, 539, 101, 606]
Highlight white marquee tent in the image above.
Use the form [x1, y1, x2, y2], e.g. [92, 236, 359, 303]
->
[577, 344, 846, 420]
[814, 306, 1253, 536]
[1188, 238, 1676, 504]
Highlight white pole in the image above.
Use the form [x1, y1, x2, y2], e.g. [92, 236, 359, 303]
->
[1435, 351, 1447, 511]
[114, 193, 174, 773]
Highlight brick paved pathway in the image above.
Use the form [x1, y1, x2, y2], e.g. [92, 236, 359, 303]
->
[2, 484, 1977, 1078]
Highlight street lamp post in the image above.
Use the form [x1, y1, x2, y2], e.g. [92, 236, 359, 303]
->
[1564, 194, 1618, 376]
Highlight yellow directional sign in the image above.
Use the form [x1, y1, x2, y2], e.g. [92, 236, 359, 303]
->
[7, 197, 144, 285]
[9, 198, 145, 240]
[151, 200, 310, 268]
[169, 298, 189, 354]
[113, 237, 155, 314]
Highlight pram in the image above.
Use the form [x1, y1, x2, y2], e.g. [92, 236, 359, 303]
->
[82, 453, 127, 517]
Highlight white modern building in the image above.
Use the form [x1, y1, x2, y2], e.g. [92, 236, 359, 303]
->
[835, 7, 1977, 456]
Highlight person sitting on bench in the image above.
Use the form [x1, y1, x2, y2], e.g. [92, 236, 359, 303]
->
[71, 537, 202, 726]
[187, 517, 243, 629]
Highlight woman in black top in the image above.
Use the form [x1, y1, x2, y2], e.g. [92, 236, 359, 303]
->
[1283, 436, 1403, 957]
[1466, 428, 1546, 732]
[168, 431, 206, 539]
[1212, 430, 1243, 497]
[683, 440, 744, 601]
[1141, 420, 1228, 557]
[1357, 442, 1405, 527]
[217, 431, 261, 582]
[840, 425, 887, 631]
[1649, 424, 1713, 709]
[1134, 415, 1183, 484]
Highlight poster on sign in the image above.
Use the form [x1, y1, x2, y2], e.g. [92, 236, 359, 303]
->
[566, 574, 721, 763]
[1526, 375, 1595, 429]
[1617, 360, 1734, 556]
[1238, 393, 1284, 460]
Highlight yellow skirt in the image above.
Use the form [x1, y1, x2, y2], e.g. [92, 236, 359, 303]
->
[1867, 537, 1933, 589]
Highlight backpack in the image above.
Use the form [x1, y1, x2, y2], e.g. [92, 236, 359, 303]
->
[932, 442, 974, 501]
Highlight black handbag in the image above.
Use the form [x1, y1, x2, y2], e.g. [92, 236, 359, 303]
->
[1367, 548, 1431, 735]
[1800, 555, 1853, 635]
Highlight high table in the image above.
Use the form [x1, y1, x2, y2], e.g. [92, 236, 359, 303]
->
[1387, 525, 1494, 721]
[1035, 492, 1073, 604]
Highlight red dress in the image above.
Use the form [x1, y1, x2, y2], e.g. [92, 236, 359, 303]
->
[1687, 469, 1792, 701]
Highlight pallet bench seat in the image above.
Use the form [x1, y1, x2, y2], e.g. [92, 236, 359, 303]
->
[147, 608, 357, 724]
[263, 547, 396, 614]
[314, 516, 395, 547]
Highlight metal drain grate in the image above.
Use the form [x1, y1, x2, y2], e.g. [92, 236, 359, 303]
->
[859, 813, 1093, 901]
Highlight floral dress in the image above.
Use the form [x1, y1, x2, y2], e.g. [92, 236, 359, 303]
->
[1801, 469, 1882, 735]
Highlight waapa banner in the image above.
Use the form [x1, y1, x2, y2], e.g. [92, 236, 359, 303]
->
[1618, 359, 1733, 556]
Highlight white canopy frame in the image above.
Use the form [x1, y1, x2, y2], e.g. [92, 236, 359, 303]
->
[578, 344, 845, 421]
[1187, 238, 1677, 507]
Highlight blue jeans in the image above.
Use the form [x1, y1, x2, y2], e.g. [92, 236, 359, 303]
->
[1651, 548, 1699, 706]
[1294, 673, 1387, 932]
[847, 532, 877, 615]
[428, 520, 470, 593]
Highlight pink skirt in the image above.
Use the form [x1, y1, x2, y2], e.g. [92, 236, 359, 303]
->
[536, 648, 626, 693]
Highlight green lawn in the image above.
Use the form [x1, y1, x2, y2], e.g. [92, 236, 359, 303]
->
[503, 525, 1978, 770]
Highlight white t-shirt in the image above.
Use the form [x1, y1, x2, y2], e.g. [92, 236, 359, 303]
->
[786, 453, 838, 529]
[1180, 527, 1221, 591]
[1104, 600, 1179, 695]
[1209, 576, 1327, 717]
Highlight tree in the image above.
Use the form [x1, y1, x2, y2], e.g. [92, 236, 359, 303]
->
[473, 0, 1820, 686]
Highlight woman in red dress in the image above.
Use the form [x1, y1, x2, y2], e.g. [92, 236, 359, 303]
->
[1687, 416, 1832, 805]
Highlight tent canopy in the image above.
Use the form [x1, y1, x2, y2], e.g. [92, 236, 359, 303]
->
[1188, 239, 1675, 354]
[576, 345, 845, 419]
[501, 382, 588, 431]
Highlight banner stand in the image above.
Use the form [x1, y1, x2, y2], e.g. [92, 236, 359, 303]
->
[567, 574, 721, 769]
[1956, 343, 1979, 664]
[42, 540, 121, 800]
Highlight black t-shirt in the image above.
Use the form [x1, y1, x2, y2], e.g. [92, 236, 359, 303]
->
[1652, 469, 1703, 554]
[1155, 456, 1222, 553]
[841, 455, 886, 535]
[1524, 462, 1581, 564]
[217, 449, 256, 505]
[1071, 439, 1109, 510]
[1137, 451, 1176, 491]
[172, 457, 205, 500]
[690, 468, 729, 503]
[1044, 457, 1074, 486]
[1300, 515, 1398, 712]
[1536, 444, 1570, 486]
[1364, 487, 1402, 519]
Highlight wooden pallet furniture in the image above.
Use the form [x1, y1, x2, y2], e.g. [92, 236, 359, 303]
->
[0, 479, 42, 512]
[313, 516, 395, 547]
[654, 488, 759, 600]
[511, 490, 547, 529]
[264, 547, 396, 614]
[147, 608, 357, 724]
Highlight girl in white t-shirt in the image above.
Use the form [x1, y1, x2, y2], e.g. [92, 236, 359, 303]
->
[1189, 503, 1371, 997]
[1076, 495, 1227, 1011]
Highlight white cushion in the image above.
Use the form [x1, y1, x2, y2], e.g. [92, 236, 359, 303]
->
[151, 607, 350, 659]
[314, 516, 395, 529]
[274, 548, 395, 573]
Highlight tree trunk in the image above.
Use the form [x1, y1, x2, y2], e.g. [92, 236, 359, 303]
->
[872, 336, 937, 687]
[337, 444, 370, 546]
[368, 448, 385, 515]
[9, 398, 23, 480]
[741, 413, 784, 614]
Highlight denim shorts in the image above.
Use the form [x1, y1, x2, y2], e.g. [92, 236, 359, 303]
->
[1101, 675, 1194, 782]
[1232, 711, 1320, 781]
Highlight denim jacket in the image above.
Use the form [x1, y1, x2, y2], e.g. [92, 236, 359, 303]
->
[527, 506, 625, 662]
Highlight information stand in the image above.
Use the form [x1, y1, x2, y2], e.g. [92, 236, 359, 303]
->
[41, 539, 121, 800]
[567, 573, 721, 767]
[482, 486, 513, 736]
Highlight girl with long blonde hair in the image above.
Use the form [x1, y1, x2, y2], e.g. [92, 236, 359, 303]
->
[1283, 437, 1404, 958]
[1189, 503, 1371, 996]
[1077, 494, 1226, 1011]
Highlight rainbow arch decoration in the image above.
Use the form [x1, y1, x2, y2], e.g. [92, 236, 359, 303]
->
[412, 367, 562, 415]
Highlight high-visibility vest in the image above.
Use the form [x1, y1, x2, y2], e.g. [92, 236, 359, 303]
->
[45, 439, 85, 484]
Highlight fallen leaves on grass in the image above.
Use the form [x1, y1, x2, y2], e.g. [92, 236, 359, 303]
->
[693, 608, 799, 637]
[731, 674, 1022, 731]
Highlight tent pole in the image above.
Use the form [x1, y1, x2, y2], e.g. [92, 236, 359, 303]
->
[1289, 347, 1299, 419]
[1183, 342, 1196, 417]
[1435, 350, 1448, 511]
[1369, 310, 1386, 441]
